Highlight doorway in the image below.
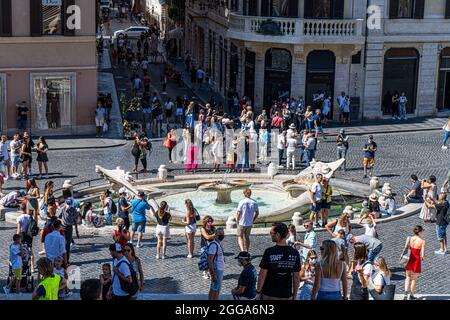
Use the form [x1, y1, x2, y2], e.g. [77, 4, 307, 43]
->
[264, 48, 292, 107]
[306, 50, 336, 116]
[437, 47, 450, 111]
[382, 48, 419, 114]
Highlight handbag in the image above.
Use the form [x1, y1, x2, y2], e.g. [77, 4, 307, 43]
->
[369, 275, 396, 301]
[399, 237, 411, 267]
[163, 138, 171, 148]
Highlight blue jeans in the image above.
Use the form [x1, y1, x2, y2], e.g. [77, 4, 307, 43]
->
[104, 213, 113, 226]
[405, 195, 423, 204]
[337, 147, 347, 170]
[443, 130, 450, 146]
[306, 149, 314, 166]
[399, 103, 407, 119]
[316, 291, 342, 300]
[368, 244, 383, 263]
[299, 146, 306, 163]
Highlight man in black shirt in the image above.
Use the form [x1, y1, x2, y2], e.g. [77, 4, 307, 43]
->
[118, 188, 131, 230]
[433, 192, 449, 254]
[232, 251, 257, 300]
[17, 102, 29, 135]
[257, 223, 301, 300]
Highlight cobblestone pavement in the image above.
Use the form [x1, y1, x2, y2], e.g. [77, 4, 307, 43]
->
[0, 210, 449, 296]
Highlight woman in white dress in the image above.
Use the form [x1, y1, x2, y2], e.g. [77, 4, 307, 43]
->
[419, 176, 437, 222]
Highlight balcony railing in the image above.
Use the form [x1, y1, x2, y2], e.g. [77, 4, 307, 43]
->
[228, 14, 364, 43]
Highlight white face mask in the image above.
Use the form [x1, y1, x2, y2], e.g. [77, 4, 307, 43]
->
[309, 258, 317, 265]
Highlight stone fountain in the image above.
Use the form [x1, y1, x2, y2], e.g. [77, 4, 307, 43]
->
[198, 177, 252, 204]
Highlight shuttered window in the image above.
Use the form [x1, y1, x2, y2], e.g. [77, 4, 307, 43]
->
[0, 0, 12, 36]
[414, 0, 425, 19]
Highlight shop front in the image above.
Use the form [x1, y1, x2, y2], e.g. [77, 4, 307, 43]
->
[30, 73, 76, 134]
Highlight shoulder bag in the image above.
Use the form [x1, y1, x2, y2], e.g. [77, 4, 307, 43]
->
[399, 237, 411, 267]
[369, 275, 396, 301]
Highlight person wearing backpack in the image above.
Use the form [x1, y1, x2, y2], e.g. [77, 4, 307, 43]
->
[130, 192, 151, 248]
[16, 202, 36, 271]
[432, 192, 449, 255]
[100, 191, 113, 226]
[56, 199, 79, 265]
[107, 243, 135, 300]
[207, 228, 225, 300]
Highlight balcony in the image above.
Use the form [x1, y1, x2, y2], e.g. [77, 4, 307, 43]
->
[227, 14, 365, 44]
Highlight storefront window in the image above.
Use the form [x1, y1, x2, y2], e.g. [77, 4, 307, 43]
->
[32, 74, 74, 130]
[42, 0, 63, 35]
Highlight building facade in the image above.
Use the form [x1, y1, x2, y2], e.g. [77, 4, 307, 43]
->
[185, 0, 450, 120]
[0, 0, 97, 136]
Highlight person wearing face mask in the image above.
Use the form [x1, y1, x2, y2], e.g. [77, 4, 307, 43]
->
[200, 216, 216, 279]
[295, 220, 318, 265]
[298, 250, 318, 300]
[207, 228, 225, 300]
[231, 252, 257, 300]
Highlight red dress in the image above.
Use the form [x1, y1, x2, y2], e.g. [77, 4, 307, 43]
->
[405, 247, 421, 273]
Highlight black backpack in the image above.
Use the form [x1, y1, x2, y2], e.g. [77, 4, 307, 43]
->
[110, 198, 118, 215]
[27, 216, 40, 237]
[115, 260, 139, 296]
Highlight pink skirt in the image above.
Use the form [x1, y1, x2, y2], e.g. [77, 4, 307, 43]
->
[185, 145, 198, 172]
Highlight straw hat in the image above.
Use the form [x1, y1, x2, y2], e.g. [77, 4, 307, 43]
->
[369, 193, 378, 201]
[383, 189, 393, 197]
[289, 123, 296, 129]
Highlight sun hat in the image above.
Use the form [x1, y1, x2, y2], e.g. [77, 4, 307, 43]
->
[383, 189, 393, 197]
[369, 193, 378, 201]
[289, 123, 296, 129]
[343, 206, 353, 214]
[119, 187, 127, 194]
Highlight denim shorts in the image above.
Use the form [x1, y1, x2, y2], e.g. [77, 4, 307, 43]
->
[321, 202, 331, 209]
[316, 291, 342, 300]
[210, 269, 224, 292]
[436, 224, 447, 241]
[132, 221, 146, 233]
[311, 202, 322, 212]
[11, 156, 20, 167]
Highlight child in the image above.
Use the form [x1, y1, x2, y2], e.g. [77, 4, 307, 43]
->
[82, 202, 94, 227]
[33, 257, 64, 300]
[286, 225, 300, 249]
[358, 214, 378, 238]
[3, 234, 23, 295]
[53, 256, 68, 300]
[99, 263, 112, 301]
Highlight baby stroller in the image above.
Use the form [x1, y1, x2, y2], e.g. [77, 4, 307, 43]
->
[7, 244, 34, 293]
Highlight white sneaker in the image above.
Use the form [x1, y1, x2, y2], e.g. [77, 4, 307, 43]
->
[442, 146, 448, 150]
[162, 255, 166, 260]
[3, 286, 10, 295]
[435, 249, 446, 255]
[202, 271, 210, 279]
[137, 242, 143, 248]
[187, 254, 193, 258]
[155, 255, 160, 259]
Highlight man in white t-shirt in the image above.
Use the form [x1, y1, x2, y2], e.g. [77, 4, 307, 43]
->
[310, 174, 323, 228]
[277, 130, 287, 168]
[208, 228, 225, 300]
[236, 188, 259, 252]
[107, 243, 132, 300]
[286, 132, 298, 170]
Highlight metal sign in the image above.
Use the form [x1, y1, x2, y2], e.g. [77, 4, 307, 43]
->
[42, 0, 62, 6]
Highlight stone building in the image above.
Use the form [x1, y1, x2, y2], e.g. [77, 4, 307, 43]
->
[0, 0, 97, 135]
[185, 0, 450, 120]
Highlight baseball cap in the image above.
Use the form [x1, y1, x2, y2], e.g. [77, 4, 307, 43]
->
[109, 243, 123, 253]
[235, 251, 251, 260]
[138, 191, 146, 197]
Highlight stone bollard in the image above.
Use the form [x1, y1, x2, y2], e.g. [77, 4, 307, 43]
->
[369, 177, 379, 192]
[267, 162, 278, 179]
[292, 212, 303, 229]
[226, 216, 237, 230]
[158, 165, 168, 181]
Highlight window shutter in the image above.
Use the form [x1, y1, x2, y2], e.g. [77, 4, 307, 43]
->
[333, 0, 345, 18]
[389, 0, 399, 19]
[249, 0, 258, 16]
[446, 0, 450, 18]
[414, 0, 425, 19]
[63, 0, 76, 36]
[30, 0, 42, 36]
[0, 0, 12, 36]
[260, 0, 270, 16]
